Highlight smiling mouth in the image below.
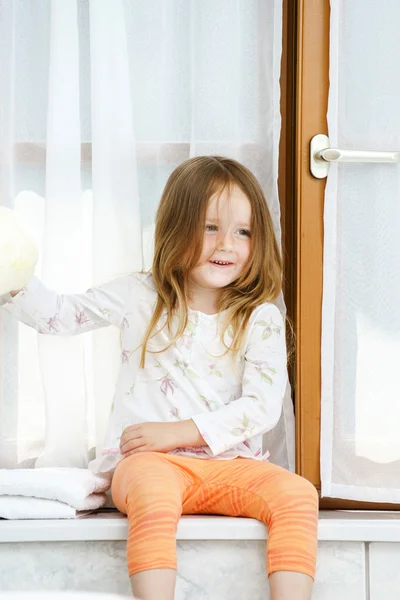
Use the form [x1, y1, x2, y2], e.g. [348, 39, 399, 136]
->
[210, 260, 234, 267]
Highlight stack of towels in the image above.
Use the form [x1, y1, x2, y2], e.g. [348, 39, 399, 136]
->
[0, 468, 112, 519]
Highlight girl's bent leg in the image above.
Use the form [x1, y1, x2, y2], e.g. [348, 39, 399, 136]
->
[111, 452, 190, 599]
[197, 459, 318, 600]
[260, 468, 318, 583]
[247, 464, 318, 600]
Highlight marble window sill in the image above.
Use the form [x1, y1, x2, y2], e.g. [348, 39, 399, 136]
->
[2, 510, 400, 543]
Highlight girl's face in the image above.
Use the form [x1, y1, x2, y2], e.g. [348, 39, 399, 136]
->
[189, 185, 252, 293]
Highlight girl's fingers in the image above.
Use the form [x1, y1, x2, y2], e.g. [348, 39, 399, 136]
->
[120, 425, 142, 448]
[120, 436, 144, 454]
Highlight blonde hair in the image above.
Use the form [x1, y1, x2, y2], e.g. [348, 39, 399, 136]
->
[140, 156, 282, 368]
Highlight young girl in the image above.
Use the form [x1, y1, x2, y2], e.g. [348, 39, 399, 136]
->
[4, 156, 318, 600]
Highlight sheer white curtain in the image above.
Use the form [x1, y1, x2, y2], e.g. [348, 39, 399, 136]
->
[0, 0, 293, 471]
[321, 0, 400, 502]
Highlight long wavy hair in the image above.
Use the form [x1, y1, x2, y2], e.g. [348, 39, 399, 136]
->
[139, 156, 283, 368]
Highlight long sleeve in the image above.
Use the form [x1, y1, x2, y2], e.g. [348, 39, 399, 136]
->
[192, 304, 288, 456]
[1, 274, 136, 335]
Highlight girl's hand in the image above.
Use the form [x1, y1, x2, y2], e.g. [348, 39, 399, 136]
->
[0, 206, 38, 296]
[119, 420, 206, 457]
[119, 422, 181, 456]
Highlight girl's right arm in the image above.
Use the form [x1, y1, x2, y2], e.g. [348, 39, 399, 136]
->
[1, 274, 136, 335]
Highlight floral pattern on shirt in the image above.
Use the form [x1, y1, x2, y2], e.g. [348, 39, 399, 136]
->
[4, 272, 288, 474]
[75, 308, 90, 326]
[231, 413, 255, 438]
[255, 317, 282, 340]
[126, 383, 135, 396]
[208, 362, 223, 377]
[158, 374, 177, 396]
[174, 359, 200, 379]
[179, 319, 197, 349]
[200, 394, 217, 410]
[121, 350, 130, 364]
[251, 359, 277, 386]
[47, 314, 60, 332]
[169, 407, 182, 420]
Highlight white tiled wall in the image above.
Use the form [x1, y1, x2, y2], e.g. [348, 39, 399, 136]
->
[0, 540, 369, 600]
[369, 543, 400, 600]
[314, 542, 366, 600]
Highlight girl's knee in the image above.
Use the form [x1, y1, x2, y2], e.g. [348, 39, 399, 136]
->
[266, 471, 319, 514]
[114, 451, 167, 486]
[295, 475, 319, 514]
[112, 452, 175, 512]
[288, 472, 318, 498]
[286, 472, 318, 504]
[112, 451, 183, 513]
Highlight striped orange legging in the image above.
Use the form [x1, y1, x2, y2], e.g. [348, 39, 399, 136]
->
[111, 452, 318, 579]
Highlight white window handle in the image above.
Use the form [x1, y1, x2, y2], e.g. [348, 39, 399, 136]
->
[310, 134, 400, 179]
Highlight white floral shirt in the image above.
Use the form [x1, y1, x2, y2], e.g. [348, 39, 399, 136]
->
[3, 272, 288, 475]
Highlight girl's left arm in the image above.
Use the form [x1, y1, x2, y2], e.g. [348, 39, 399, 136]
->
[189, 303, 288, 456]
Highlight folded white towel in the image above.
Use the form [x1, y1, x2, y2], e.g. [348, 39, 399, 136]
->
[0, 468, 112, 511]
[0, 494, 107, 519]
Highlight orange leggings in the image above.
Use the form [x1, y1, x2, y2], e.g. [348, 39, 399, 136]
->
[111, 452, 318, 579]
